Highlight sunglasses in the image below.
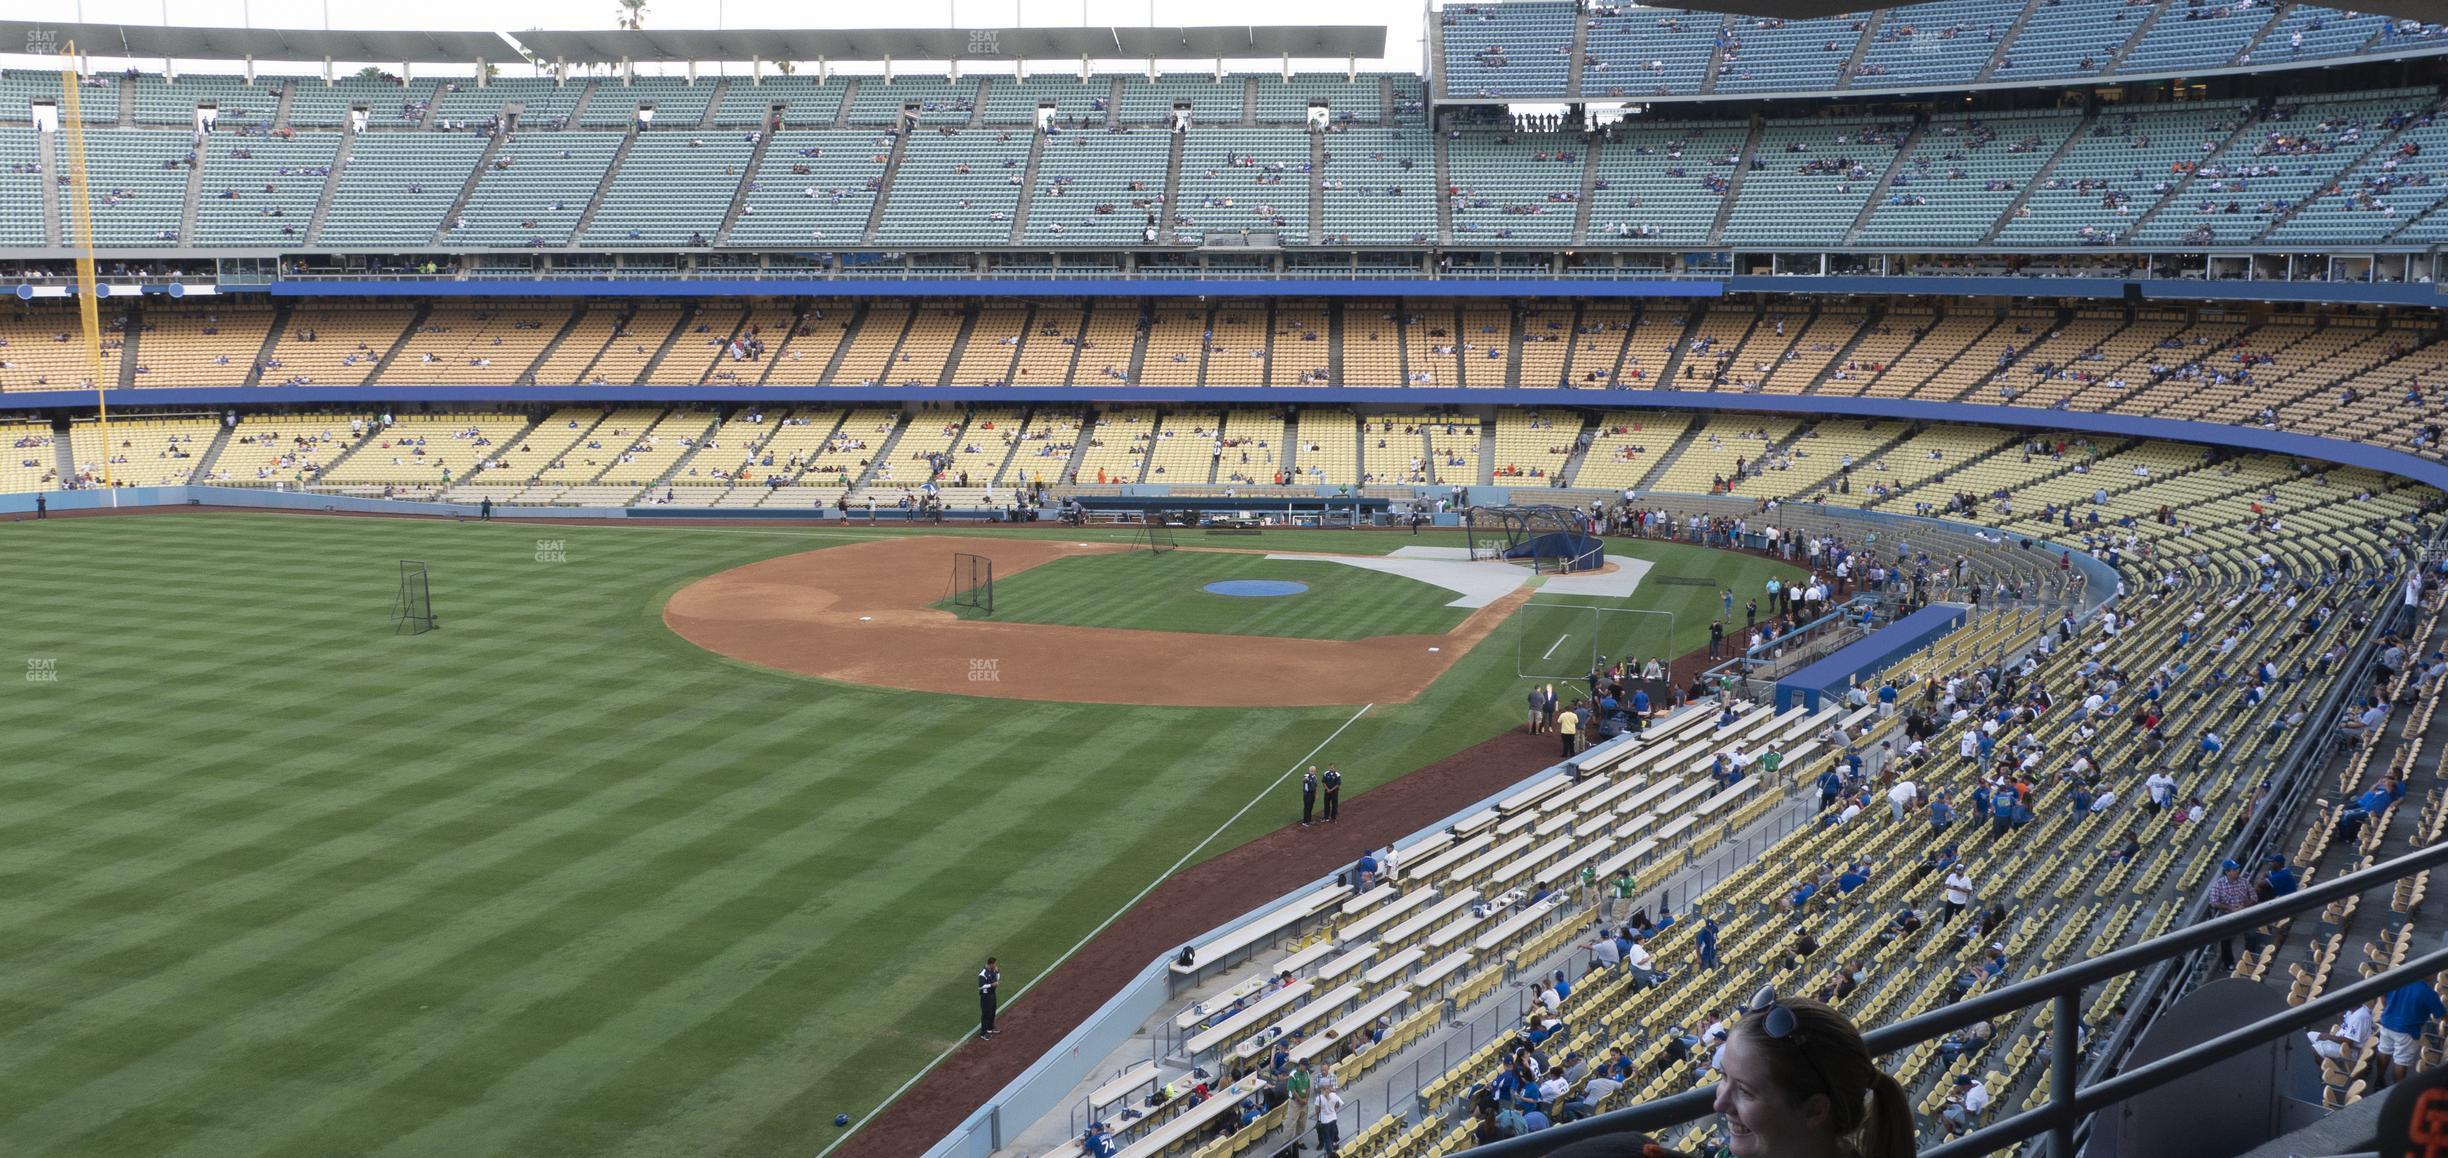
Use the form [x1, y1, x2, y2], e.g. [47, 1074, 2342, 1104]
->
[1746, 986, 1837, 1104]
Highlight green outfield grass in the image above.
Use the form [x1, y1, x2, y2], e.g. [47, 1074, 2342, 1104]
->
[938, 551, 1473, 639]
[0, 515, 1794, 1157]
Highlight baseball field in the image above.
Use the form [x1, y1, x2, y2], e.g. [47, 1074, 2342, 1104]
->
[0, 512, 1797, 1157]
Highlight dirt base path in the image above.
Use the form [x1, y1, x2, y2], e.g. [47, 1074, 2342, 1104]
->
[663, 535, 1532, 707]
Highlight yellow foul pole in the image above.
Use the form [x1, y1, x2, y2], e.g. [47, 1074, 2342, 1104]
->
[57, 42, 114, 497]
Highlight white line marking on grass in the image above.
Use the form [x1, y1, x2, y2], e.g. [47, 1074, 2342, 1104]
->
[1542, 634, 1569, 661]
[813, 702, 1375, 1158]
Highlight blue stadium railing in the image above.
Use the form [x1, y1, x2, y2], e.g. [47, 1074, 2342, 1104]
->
[1454, 840, 2448, 1157]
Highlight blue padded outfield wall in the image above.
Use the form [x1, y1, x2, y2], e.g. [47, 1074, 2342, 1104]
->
[1774, 603, 1971, 712]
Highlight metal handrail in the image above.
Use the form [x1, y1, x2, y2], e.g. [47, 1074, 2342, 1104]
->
[1459, 839, 2448, 1156]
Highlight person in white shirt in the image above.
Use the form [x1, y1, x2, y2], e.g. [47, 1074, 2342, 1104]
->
[2310, 1002, 2377, 1061]
[1589, 927, 1622, 969]
[1942, 1075, 1992, 1135]
[1311, 1087, 1344, 1153]
[1887, 779, 1918, 821]
[2145, 771, 2178, 811]
[1943, 868, 1975, 918]
[1537, 1073, 1570, 1103]
[1837, 795, 1866, 825]
[1625, 934, 1664, 986]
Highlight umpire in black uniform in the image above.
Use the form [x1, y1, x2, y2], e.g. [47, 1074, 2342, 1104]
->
[1300, 767, 1318, 827]
[1320, 767, 1343, 822]
[977, 957, 1001, 1039]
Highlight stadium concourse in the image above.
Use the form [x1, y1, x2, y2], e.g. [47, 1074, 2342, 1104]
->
[12, 1, 2448, 1155]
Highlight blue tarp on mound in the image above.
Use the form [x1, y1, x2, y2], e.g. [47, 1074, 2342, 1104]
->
[1510, 531, 1604, 572]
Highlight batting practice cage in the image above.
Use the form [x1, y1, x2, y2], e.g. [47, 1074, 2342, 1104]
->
[1514, 604, 1676, 680]
[1466, 506, 1605, 573]
[393, 560, 437, 635]
[1132, 510, 1179, 555]
[947, 552, 995, 616]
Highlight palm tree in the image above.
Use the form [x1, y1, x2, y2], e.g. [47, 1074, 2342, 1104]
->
[616, 0, 648, 30]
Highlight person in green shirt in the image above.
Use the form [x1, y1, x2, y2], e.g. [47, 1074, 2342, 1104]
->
[1612, 868, 1639, 923]
[1760, 748, 1785, 781]
[1578, 862, 1598, 906]
[1285, 1063, 1312, 1138]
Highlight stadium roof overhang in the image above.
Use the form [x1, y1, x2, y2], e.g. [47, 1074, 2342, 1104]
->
[0, 19, 1383, 65]
[510, 26, 1386, 64]
[1665, 0, 2448, 20]
[1, 21, 513, 63]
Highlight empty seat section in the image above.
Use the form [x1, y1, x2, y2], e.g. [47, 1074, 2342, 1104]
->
[130, 306, 273, 387]
[1252, 73, 1385, 125]
[65, 416, 218, 487]
[1848, 0, 2007, 88]
[714, 77, 845, 127]
[1719, 117, 1911, 246]
[845, 77, 977, 125]
[1586, 119, 1745, 245]
[1579, 8, 1721, 99]
[256, 306, 413, 387]
[1319, 128, 1434, 245]
[0, 128, 44, 246]
[1117, 76, 1244, 125]
[283, 76, 437, 128]
[0, 304, 129, 391]
[1855, 110, 2082, 246]
[982, 76, 1110, 126]
[1173, 127, 1311, 244]
[1445, 132, 1583, 245]
[60, 130, 195, 246]
[1994, 101, 2246, 246]
[2119, 1, 2270, 73]
[1027, 128, 1167, 244]
[875, 128, 1031, 245]
[1441, 0, 1575, 98]
[434, 78, 582, 127]
[581, 78, 718, 128]
[202, 412, 366, 486]
[581, 131, 752, 245]
[1713, 13, 1862, 94]
[448, 131, 622, 246]
[130, 74, 273, 127]
[323, 412, 531, 489]
[2271, 112, 2448, 246]
[1, 71, 117, 123]
[384, 305, 567, 386]
[727, 129, 889, 245]
[0, 421, 59, 492]
[1993, 0, 2148, 80]
[316, 133, 488, 247]
[193, 132, 338, 246]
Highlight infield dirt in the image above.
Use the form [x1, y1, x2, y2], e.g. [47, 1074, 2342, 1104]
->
[663, 535, 1534, 707]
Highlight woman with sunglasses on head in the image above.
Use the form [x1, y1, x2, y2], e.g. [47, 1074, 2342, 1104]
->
[1711, 987, 1916, 1158]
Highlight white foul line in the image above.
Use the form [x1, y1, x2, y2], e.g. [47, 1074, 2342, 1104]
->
[812, 701, 1377, 1158]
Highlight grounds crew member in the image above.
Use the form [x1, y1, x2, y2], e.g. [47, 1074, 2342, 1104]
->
[977, 956, 1001, 1039]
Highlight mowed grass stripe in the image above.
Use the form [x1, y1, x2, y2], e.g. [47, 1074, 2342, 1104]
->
[0, 679, 718, 976]
[364, 712, 1187, 1158]
[82, 707, 1073, 1158]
